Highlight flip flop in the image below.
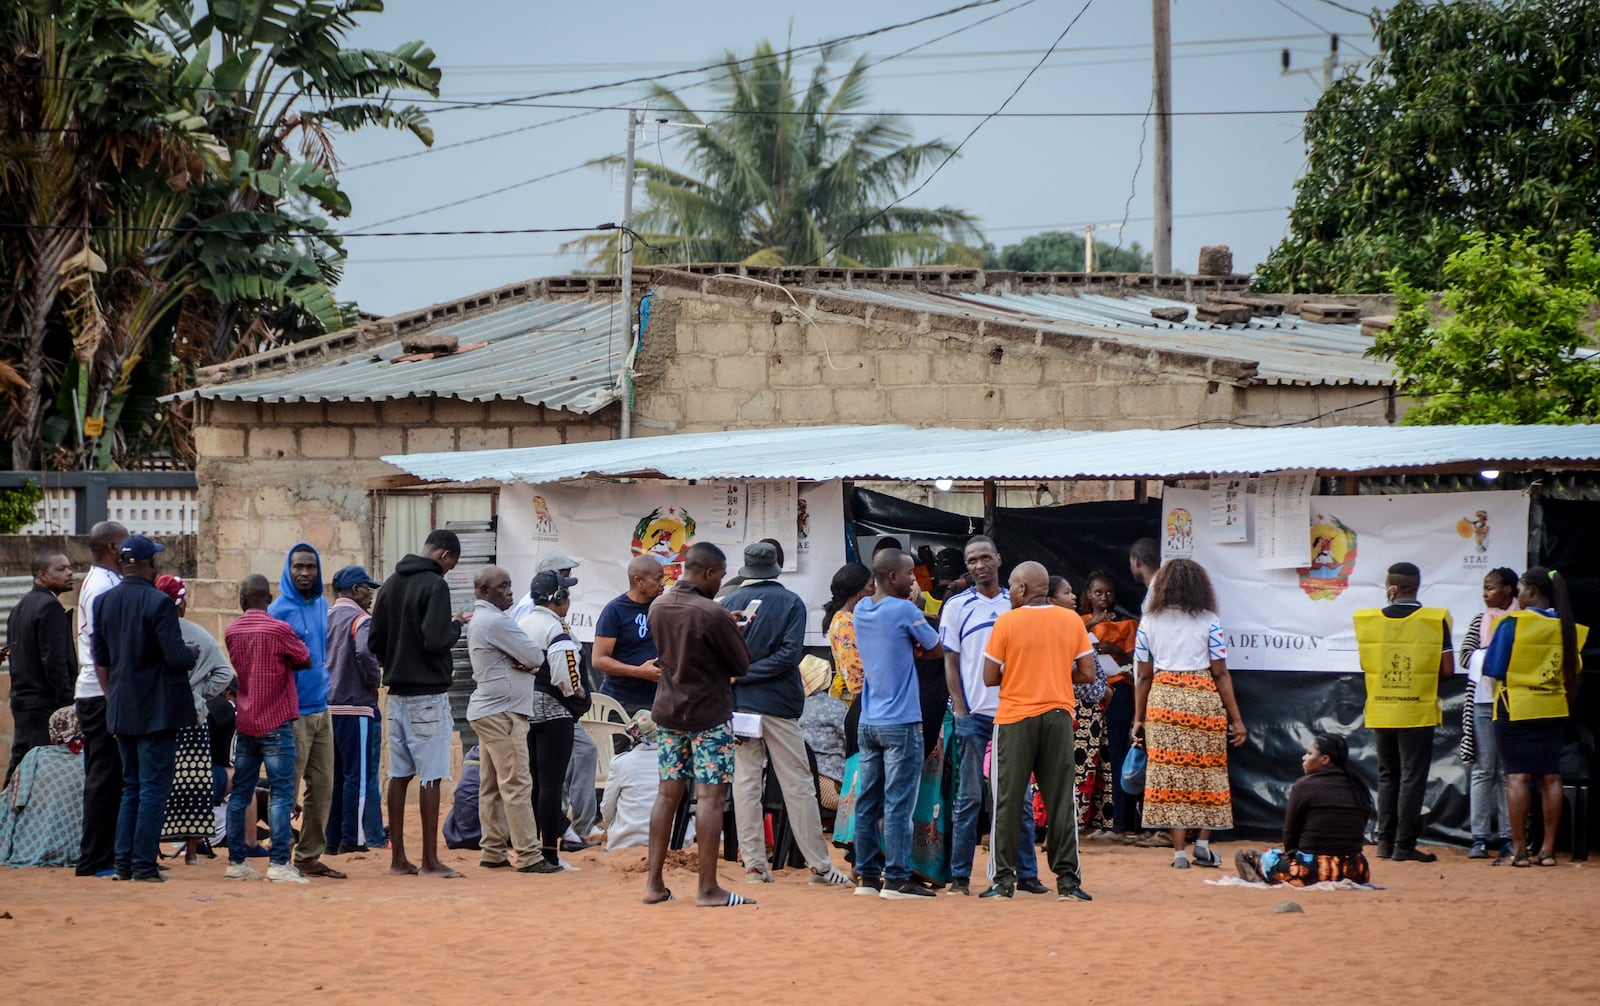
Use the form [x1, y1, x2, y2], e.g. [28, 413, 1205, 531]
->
[1537, 854, 1559, 868]
[643, 889, 675, 904]
[700, 891, 757, 908]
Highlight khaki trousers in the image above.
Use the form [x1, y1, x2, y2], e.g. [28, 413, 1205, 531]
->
[733, 713, 832, 872]
[292, 710, 334, 868]
[473, 711, 540, 864]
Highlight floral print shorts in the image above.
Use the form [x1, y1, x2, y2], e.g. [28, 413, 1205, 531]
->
[656, 723, 736, 785]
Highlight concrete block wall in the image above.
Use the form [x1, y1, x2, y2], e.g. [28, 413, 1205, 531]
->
[189, 396, 616, 594]
[632, 279, 1394, 433]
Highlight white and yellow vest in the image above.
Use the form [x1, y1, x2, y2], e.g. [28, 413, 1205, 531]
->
[1353, 607, 1451, 729]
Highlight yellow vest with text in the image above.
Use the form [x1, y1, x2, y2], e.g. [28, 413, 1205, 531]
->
[1495, 611, 1589, 722]
[1352, 607, 1450, 728]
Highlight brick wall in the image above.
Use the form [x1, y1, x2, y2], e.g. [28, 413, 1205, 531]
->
[190, 396, 616, 587]
[632, 279, 1396, 433]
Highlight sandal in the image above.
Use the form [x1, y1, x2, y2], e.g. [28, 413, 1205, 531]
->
[1510, 854, 1532, 868]
[1537, 853, 1559, 868]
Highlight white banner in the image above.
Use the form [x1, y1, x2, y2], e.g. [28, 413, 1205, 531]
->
[497, 480, 846, 645]
[1161, 488, 1529, 672]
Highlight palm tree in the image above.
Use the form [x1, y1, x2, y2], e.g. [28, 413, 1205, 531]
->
[572, 41, 984, 269]
[0, 0, 439, 469]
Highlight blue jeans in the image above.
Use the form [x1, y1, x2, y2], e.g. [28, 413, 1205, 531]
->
[853, 721, 923, 883]
[229, 724, 298, 867]
[327, 712, 386, 850]
[950, 713, 1037, 881]
[114, 730, 179, 879]
[1469, 703, 1510, 844]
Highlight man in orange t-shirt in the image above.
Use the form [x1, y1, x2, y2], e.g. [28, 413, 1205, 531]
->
[982, 561, 1097, 901]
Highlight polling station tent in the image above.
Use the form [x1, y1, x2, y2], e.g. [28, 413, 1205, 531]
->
[381, 423, 1600, 844]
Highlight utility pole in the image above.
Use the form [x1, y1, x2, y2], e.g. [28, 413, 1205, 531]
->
[618, 107, 642, 440]
[1281, 35, 1349, 93]
[1151, 0, 1173, 275]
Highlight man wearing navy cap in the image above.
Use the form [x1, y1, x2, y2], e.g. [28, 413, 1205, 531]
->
[92, 534, 198, 881]
[326, 565, 386, 855]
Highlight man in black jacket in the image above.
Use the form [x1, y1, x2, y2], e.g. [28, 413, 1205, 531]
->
[369, 529, 463, 879]
[5, 551, 76, 785]
[92, 535, 197, 881]
[722, 541, 849, 887]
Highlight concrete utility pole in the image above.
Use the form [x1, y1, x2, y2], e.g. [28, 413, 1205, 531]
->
[618, 107, 642, 440]
[1151, 0, 1173, 275]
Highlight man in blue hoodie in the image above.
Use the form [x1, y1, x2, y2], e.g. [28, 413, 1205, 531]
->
[268, 543, 345, 880]
[722, 541, 850, 887]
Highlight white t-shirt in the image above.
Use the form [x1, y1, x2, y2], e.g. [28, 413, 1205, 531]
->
[1134, 608, 1227, 672]
[74, 564, 122, 700]
[938, 586, 1010, 718]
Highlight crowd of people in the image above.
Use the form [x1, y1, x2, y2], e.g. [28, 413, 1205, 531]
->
[1, 521, 1586, 899]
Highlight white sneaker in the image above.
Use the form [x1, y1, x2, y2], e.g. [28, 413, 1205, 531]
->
[266, 863, 309, 885]
[810, 866, 852, 887]
[224, 862, 261, 881]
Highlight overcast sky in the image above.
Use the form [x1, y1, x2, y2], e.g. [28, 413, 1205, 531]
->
[329, 0, 1387, 315]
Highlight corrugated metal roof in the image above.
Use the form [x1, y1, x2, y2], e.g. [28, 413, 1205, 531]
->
[383, 423, 1600, 484]
[834, 288, 1393, 387]
[181, 298, 625, 413]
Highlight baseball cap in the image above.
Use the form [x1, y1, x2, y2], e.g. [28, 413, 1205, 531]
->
[119, 534, 166, 564]
[531, 569, 578, 602]
[154, 573, 187, 605]
[535, 552, 580, 574]
[332, 565, 382, 591]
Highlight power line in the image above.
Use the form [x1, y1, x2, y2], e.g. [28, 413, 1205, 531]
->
[0, 221, 621, 239]
[811, 0, 1099, 267]
[341, 108, 603, 171]
[427, 0, 1023, 113]
[1309, 0, 1375, 18]
[347, 161, 594, 231]
[1271, 0, 1372, 57]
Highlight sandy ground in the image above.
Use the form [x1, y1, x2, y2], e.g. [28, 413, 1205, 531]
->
[3, 833, 1598, 1005]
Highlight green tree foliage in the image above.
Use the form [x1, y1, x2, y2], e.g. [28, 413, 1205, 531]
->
[571, 41, 983, 268]
[0, 479, 43, 533]
[1371, 230, 1600, 425]
[985, 231, 1151, 273]
[0, 0, 439, 470]
[1257, 0, 1600, 293]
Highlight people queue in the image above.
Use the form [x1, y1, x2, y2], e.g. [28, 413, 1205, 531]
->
[2, 526, 1586, 894]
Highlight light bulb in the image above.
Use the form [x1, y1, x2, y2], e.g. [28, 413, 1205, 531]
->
[1480, 469, 1500, 480]
[933, 478, 954, 492]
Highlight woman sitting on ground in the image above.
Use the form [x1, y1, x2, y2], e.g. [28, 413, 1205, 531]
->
[0, 706, 86, 868]
[1235, 732, 1373, 886]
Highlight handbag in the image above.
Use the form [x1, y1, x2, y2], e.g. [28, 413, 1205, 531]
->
[1120, 745, 1147, 795]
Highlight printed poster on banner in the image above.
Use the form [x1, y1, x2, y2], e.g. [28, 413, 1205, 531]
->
[1159, 488, 1529, 673]
[498, 480, 845, 645]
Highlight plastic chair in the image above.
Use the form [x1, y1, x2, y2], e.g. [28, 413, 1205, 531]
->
[1563, 784, 1589, 862]
[582, 693, 628, 724]
[580, 720, 628, 789]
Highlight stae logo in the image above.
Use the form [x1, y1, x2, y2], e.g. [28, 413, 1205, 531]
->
[1297, 512, 1357, 600]
[632, 506, 696, 585]
[1456, 510, 1490, 554]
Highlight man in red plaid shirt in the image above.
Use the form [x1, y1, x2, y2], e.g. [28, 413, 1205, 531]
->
[223, 574, 311, 883]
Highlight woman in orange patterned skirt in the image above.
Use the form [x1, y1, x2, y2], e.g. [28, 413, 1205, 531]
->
[1131, 559, 1247, 869]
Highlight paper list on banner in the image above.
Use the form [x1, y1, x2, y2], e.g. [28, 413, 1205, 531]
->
[1209, 477, 1247, 543]
[745, 480, 799, 572]
[1255, 469, 1315, 568]
[706, 481, 745, 543]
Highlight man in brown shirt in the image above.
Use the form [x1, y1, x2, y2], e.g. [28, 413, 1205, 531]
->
[642, 542, 752, 907]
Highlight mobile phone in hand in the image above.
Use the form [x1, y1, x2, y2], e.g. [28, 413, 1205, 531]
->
[741, 599, 762, 621]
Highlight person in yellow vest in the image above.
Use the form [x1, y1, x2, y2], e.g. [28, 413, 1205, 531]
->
[1351, 562, 1453, 863]
[1481, 567, 1587, 868]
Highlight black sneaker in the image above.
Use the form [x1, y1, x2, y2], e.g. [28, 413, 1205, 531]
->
[518, 859, 565, 874]
[852, 876, 884, 897]
[880, 879, 936, 900]
[948, 878, 971, 896]
[1017, 877, 1050, 895]
[1375, 843, 1394, 859]
[1392, 847, 1437, 863]
[479, 859, 513, 869]
[979, 884, 1014, 899]
[1057, 887, 1093, 902]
